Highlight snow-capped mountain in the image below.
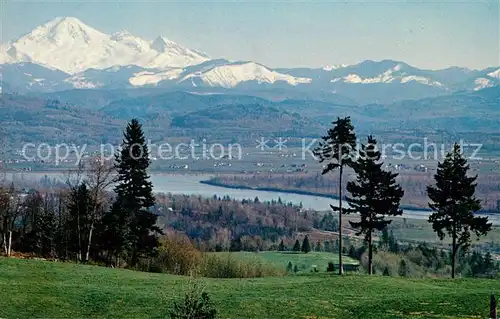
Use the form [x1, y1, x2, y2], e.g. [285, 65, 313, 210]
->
[60, 61, 312, 90]
[487, 69, 500, 79]
[1, 17, 499, 104]
[178, 61, 312, 88]
[0, 17, 208, 74]
[146, 36, 209, 69]
[469, 68, 500, 91]
[331, 64, 444, 87]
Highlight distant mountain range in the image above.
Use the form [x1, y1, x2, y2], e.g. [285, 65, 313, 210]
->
[1, 17, 499, 104]
[2, 87, 499, 151]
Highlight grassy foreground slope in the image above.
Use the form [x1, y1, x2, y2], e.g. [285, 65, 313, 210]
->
[0, 257, 498, 319]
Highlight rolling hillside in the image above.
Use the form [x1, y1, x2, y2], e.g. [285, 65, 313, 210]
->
[2, 87, 499, 153]
[0, 257, 497, 319]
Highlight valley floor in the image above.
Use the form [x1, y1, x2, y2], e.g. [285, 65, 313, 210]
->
[0, 257, 497, 318]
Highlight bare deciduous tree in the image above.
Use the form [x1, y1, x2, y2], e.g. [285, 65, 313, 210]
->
[85, 157, 114, 261]
[64, 159, 114, 262]
[64, 161, 86, 262]
[0, 184, 21, 256]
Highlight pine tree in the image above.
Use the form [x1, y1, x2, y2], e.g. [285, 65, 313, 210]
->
[380, 227, 390, 248]
[229, 237, 242, 252]
[348, 245, 356, 258]
[482, 252, 496, 277]
[104, 119, 161, 266]
[278, 240, 285, 251]
[315, 240, 322, 252]
[314, 116, 357, 275]
[323, 240, 331, 252]
[427, 143, 492, 278]
[292, 239, 301, 252]
[398, 259, 409, 277]
[344, 136, 404, 275]
[28, 192, 57, 258]
[388, 230, 399, 253]
[301, 235, 311, 253]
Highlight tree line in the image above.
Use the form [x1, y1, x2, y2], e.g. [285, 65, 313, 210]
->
[0, 117, 495, 279]
[0, 119, 160, 267]
[315, 117, 492, 278]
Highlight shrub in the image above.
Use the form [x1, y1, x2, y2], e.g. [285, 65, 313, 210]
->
[361, 251, 424, 277]
[383, 266, 391, 276]
[326, 262, 335, 272]
[147, 233, 202, 275]
[200, 254, 284, 278]
[168, 282, 217, 319]
[398, 259, 410, 277]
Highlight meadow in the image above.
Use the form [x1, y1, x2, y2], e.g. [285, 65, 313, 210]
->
[0, 257, 498, 319]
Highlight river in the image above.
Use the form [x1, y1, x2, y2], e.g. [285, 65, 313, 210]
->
[4, 172, 500, 225]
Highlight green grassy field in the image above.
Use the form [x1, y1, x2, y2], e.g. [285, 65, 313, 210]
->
[386, 218, 500, 245]
[0, 257, 498, 318]
[210, 251, 359, 273]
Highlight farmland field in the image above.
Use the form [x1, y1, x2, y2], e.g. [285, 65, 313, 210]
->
[0, 257, 498, 319]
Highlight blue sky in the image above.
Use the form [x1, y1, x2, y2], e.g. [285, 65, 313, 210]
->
[2, 1, 499, 69]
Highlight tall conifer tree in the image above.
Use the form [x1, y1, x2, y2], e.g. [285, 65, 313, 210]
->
[314, 116, 357, 275]
[292, 239, 301, 252]
[301, 235, 311, 253]
[104, 119, 161, 266]
[427, 143, 491, 278]
[345, 136, 404, 274]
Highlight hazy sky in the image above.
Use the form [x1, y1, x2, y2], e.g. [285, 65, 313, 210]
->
[2, 1, 499, 69]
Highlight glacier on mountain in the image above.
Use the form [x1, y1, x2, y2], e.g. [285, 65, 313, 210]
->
[1, 17, 499, 99]
[178, 62, 312, 88]
[0, 17, 208, 74]
[330, 64, 443, 87]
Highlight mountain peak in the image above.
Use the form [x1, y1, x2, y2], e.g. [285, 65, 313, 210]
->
[26, 16, 106, 44]
[145, 36, 209, 68]
[1, 18, 209, 73]
[50, 16, 85, 25]
[151, 36, 180, 52]
[39, 16, 97, 33]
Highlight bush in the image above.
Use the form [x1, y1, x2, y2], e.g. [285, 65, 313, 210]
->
[168, 282, 217, 319]
[200, 254, 284, 278]
[398, 259, 410, 277]
[383, 266, 391, 276]
[361, 251, 424, 277]
[146, 233, 202, 275]
[326, 262, 335, 272]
